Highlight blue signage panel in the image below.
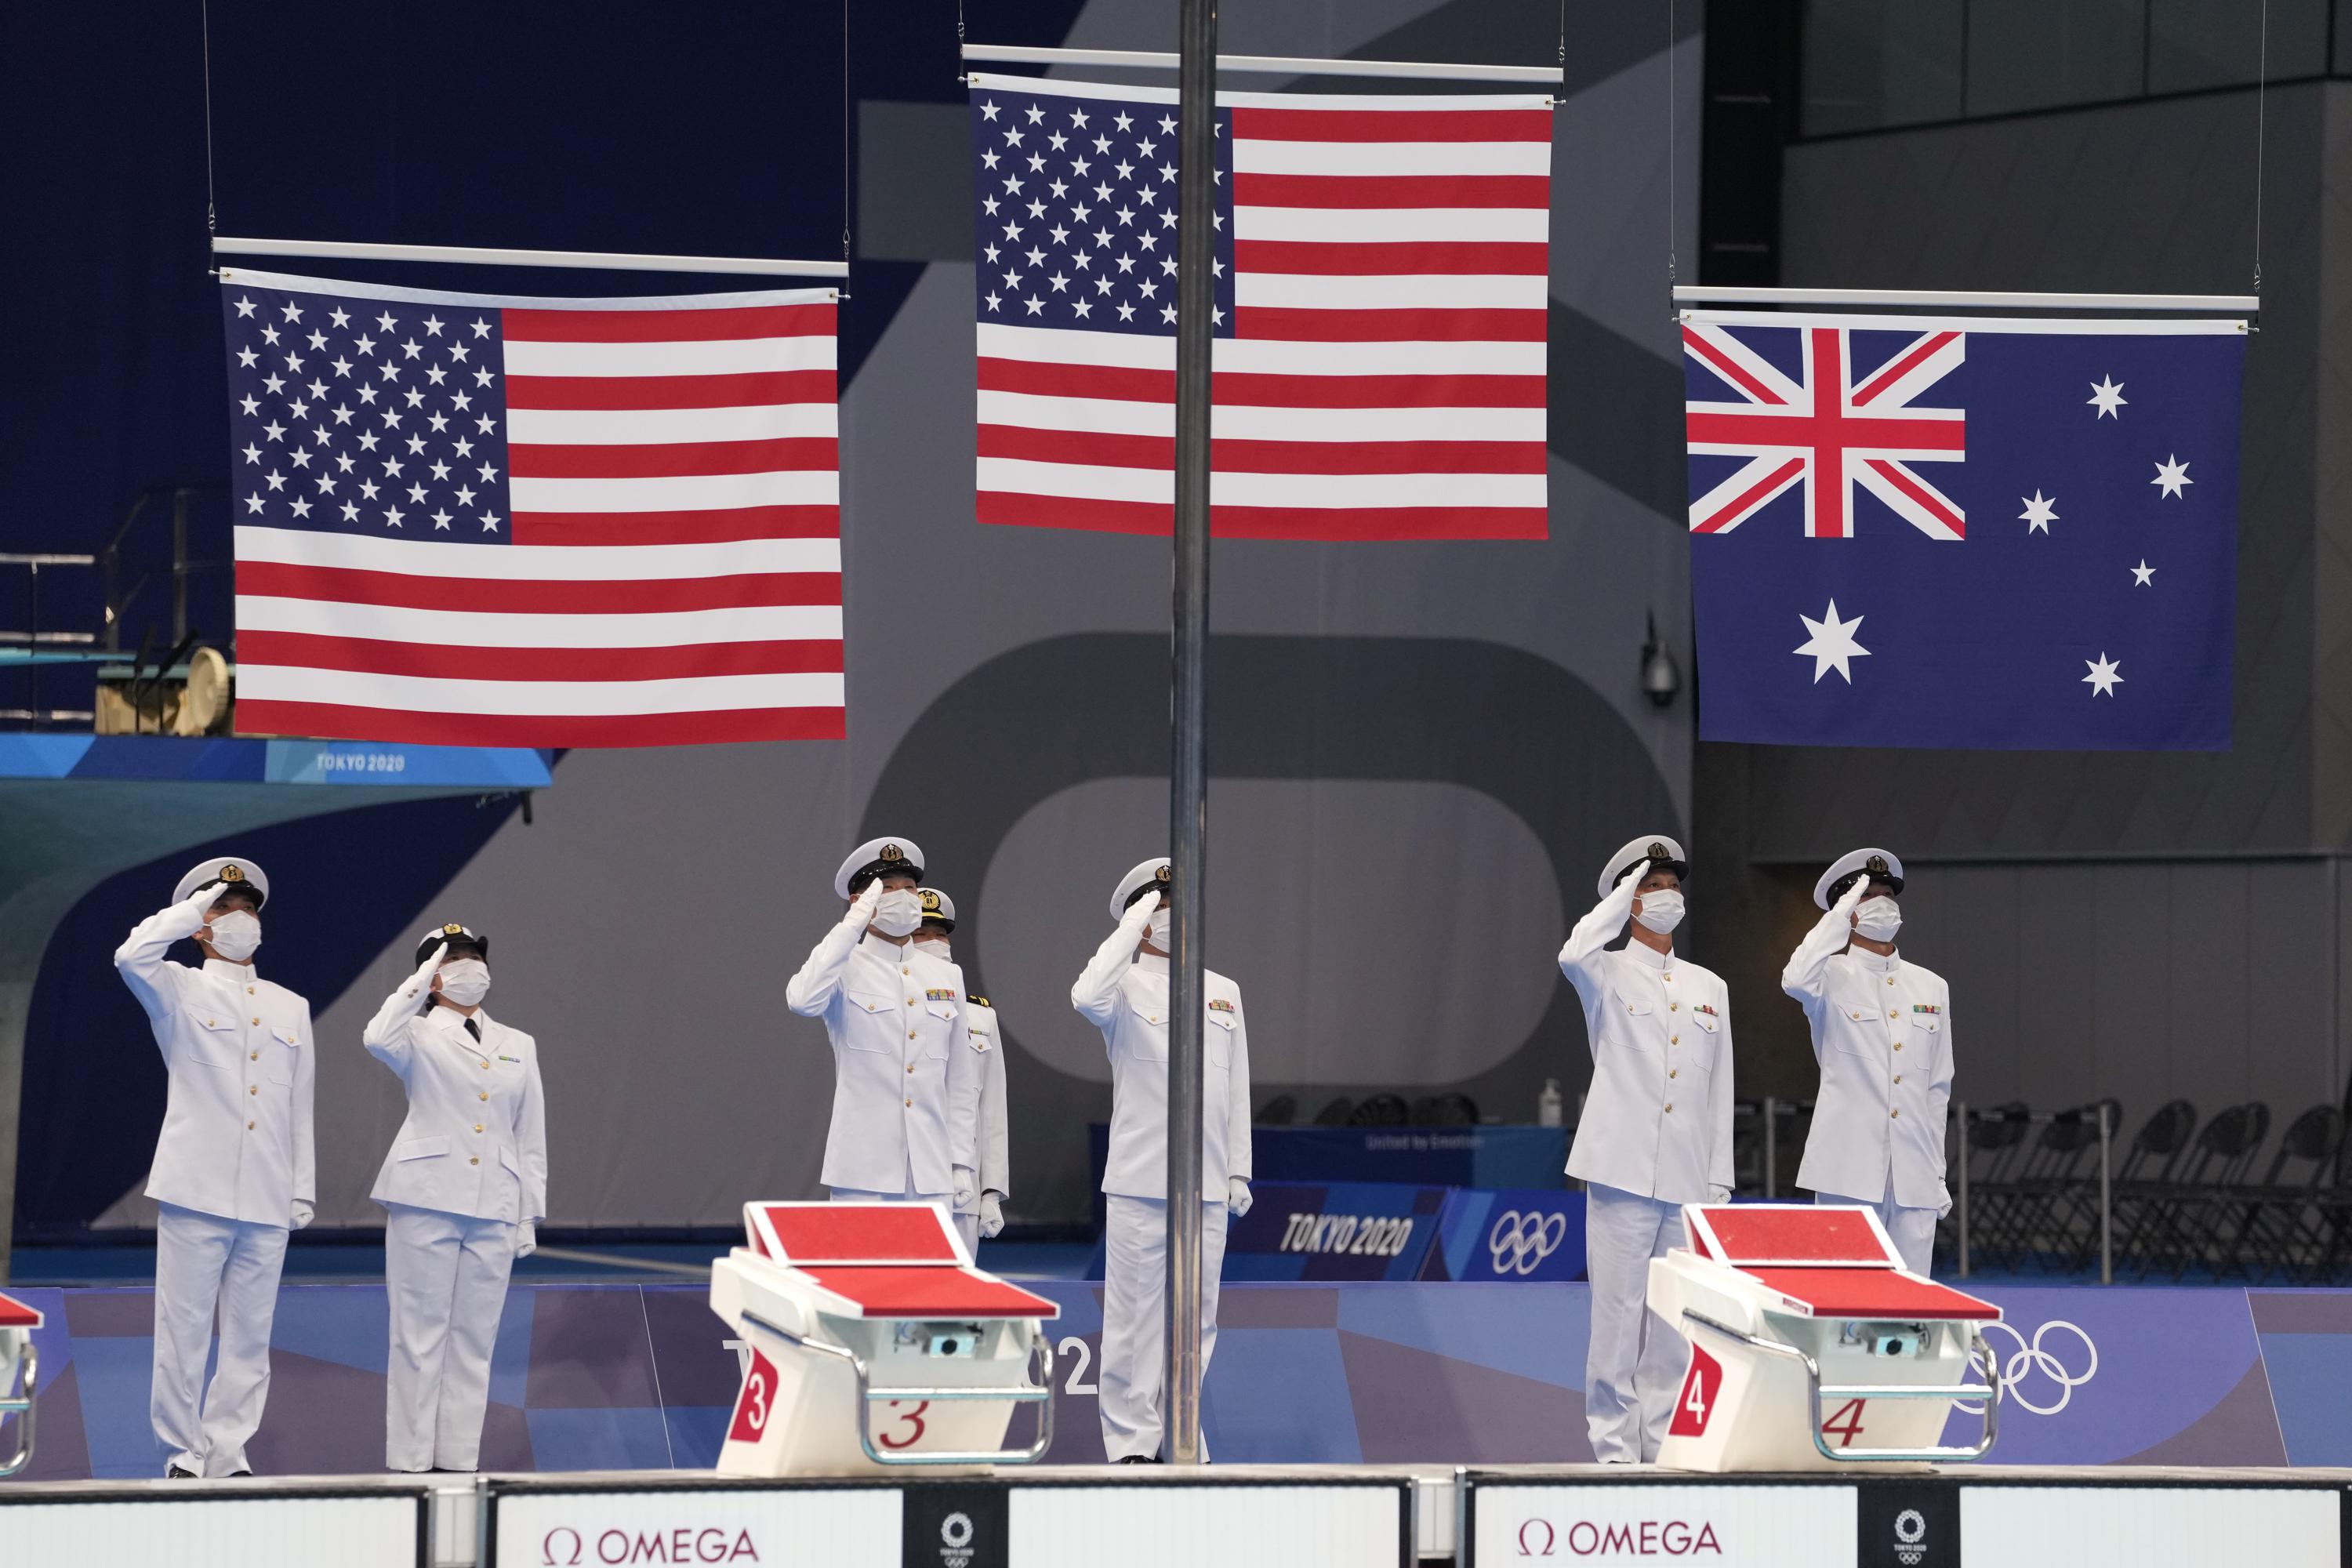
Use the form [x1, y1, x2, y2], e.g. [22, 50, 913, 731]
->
[1248, 1126, 1567, 1189]
[1423, 1186, 1588, 1282]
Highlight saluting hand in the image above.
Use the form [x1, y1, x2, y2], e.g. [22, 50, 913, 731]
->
[406, 941, 448, 997]
[1835, 877, 1869, 914]
[847, 877, 886, 925]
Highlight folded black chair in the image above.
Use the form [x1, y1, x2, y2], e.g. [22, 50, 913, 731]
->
[1987, 1105, 2107, 1272]
[2212, 1103, 2343, 1281]
[1944, 1101, 2032, 1265]
[1419, 1093, 1478, 1127]
[2141, 1102, 2269, 1280]
[1255, 1093, 1298, 1127]
[2095, 1099, 2198, 1272]
[1347, 1092, 1412, 1127]
[1311, 1095, 1356, 1127]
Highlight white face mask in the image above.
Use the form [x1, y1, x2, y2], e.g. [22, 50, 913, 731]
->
[1145, 909, 1171, 949]
[1852, 896, 1904, 944]
[873, 888, 925, 938]
[915, 935, 952, 963]
[438, 959, 492, 1007]
[206, 909, 262, 961]
[1632, 889, 1685, 935]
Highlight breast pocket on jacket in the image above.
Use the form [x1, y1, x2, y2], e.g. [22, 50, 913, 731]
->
[923, 1001, 957, 1060]
[394, 1134, 451, 1163]
[842, 989, 900, 1052]
[1909, 1012, 1942, 1062]
[1127, 998, 1171, 1063]
[178, 1004, 241, 1071]
[1683, 1007, 1724, 1074]
[1205, 1008, 1236, 1067]
[266, 1025, 299, 1087]
[1830, 995, 1885, 1055]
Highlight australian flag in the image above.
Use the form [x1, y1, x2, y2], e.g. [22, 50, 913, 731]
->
[1683, 312, 2247, 750]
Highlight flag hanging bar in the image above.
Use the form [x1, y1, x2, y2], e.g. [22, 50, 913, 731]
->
[961, 42, 1563, 84]
[1673, 285, 2257, 314]
[211, 236, 849, 279]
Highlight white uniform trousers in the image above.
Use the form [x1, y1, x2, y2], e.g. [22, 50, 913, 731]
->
[1583, 1184, 1688, 1465]
[152, 1202, 289, 1476]
[1815, 1190, 1940, 1275]
[383, 1202, 518, 1472]
[1098, 1195, 1228, 1461]
[953, 1210, 981, 1252]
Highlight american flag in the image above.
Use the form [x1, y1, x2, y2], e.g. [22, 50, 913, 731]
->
[966, 74, 1553, 541]
[216, 270, 842, 748]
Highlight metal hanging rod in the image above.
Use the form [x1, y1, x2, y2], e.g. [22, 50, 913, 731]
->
[211, 236, 849, 279]
[1674, 285, 2258, 314]
[961, 42, 1564, 84]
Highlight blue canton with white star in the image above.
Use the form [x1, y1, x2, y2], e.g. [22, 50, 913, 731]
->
[968, 91, 1236, 336]
[220, 285, 512, 544]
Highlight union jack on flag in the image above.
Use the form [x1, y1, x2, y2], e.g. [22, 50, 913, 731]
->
[1683, 321, 1966, 540]
[1681, 310, 2248, 750]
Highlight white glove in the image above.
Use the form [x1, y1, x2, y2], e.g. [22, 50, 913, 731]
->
[953, 1165, 977, 1208]
[978, 1192, 1004, 1239]
[407, 941, 448, 998]
[1708, 1185, 1732, 1205]
[517, 1220, 538, 1258]
[1119, 895, 1157, 933]
[290, 1200, 314, 1231]
[1227, 1177, 1252, 1218]
[846, 877, 885, 926]
[1835, 877, 1869, 916]
[183, 881, 227, 920]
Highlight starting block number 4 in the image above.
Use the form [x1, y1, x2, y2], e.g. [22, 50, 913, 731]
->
[1669, 1346, 1722, 1438]
[1820, 1398, 1868, 1448]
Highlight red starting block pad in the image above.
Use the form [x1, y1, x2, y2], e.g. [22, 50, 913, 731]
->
[1, 1288, 38, 1476]
[710, 1201, 1058, 1477]
[1649, 1203, 2004, 1473]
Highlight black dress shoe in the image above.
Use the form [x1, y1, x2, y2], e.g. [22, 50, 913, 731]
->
[227, 1469, 252, 1478]
[1116, 1454, 1162, 1464]
[166, 1465, 199, 1479]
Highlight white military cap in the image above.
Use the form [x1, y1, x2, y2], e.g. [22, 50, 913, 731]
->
[916, 887, 956, 929]
[833, 837, 926, 899]
[174, 855, 270, 909]
[1814, 847, 1904, 909]
[1109, 855, 1173, 919]
[1596, 835, 1688, 898]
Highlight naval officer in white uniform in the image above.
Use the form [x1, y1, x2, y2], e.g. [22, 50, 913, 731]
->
[1558, 835, 1734, 1465]
[363, 922, 549, 1472]
[1072, 857, 1253, 1463]
[1785, 849, 1954, 1273]
[913, 890, 1011, 1252]
[114, 856, 316, 1478]
[786, 839, 979, 1208]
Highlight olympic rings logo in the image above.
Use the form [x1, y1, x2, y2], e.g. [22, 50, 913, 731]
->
[1956, 1319, 2100, 1416]
[1487, 1209, 1569, 1276]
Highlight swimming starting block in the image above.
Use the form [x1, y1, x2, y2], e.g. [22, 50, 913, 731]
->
[0, 1290, 39, 1476]
[1646, 1203, 2003, 1472]
[708, 1201, 1058, 1475]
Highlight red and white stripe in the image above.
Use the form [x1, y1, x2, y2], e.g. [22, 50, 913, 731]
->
[232, 281, 840, 748]
[970, 77, 1552, 542]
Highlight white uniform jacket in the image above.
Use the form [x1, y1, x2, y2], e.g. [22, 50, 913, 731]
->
[786, 924, 977, 1193]
[114, 899, 316, 1227]
[364, 996, 549, 1225]
[956, 999, 1011, 1203]
[1073, 943, 1251, 1202]
[1558, 875, 1734, 1204]
[1784, 915, 1954, 1211]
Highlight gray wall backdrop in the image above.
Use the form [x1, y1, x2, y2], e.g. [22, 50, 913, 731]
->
[1700, 81, 2352, 1138]
[96, 0, 1710, 1229]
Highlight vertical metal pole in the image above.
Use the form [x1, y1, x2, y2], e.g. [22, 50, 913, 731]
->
[1955, 1101, 1972, 1279]
[1762, 1094, 1778, 1200]
[1164, 0, 1219, 1471]
[169, 484, 187, 644]
[2097, 1101, 2113, 1284]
